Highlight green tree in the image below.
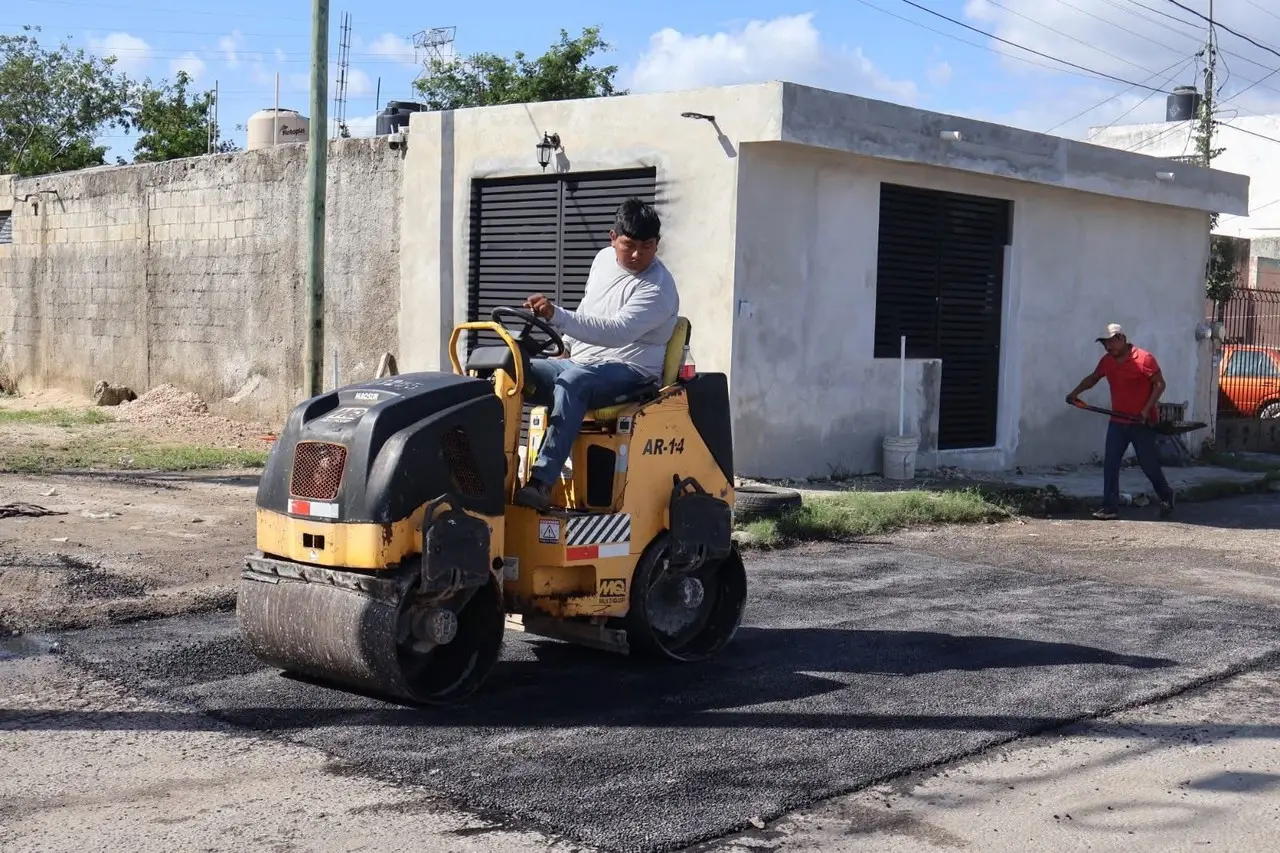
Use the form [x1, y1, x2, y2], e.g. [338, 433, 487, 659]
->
[130, 70, 237, 162]
[0, 26, 132, 176]
[414, 26, 625, 110]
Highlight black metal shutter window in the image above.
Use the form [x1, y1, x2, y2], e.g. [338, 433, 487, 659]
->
[873, 182, 1011, 450]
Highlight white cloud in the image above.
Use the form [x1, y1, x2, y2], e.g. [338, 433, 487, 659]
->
[343, 67, 374, 98]
[170, 52, 207, 81]
[628, 14, 918, 103]
[960, 0, 1280, 136]
[333, 113, 379, 138]
[89, 32, 153, 77]
[369, 33, 418, 68]
[928, 60, 952, 86]
[219, 30, 246, 66]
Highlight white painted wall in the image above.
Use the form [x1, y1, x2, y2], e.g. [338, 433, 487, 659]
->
[397, 82, 1231, 478]
[731, 142, 1214, 478]
[1089, 115, 1280, 240]
[398, 83, 783, 377]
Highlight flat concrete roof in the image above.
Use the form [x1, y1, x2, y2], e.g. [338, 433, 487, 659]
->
[778, 82, 1249, 216]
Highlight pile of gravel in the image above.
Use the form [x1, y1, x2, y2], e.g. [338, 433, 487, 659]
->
[114, 384, 211, 424]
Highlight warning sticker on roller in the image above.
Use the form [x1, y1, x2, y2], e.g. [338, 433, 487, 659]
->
[538, 517, 561, 543]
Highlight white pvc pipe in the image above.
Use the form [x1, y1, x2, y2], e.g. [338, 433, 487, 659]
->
[898, 335, 906, 436]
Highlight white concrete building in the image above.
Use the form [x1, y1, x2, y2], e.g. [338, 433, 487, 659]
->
[396, 81, 1248, 479]
[1090, 111, 1280, 288]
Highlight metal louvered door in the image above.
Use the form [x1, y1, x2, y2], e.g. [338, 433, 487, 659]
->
[936, 191, 1009, 450]
[468, 168, 658, 339]
[467, 168, 659, 447]
[873, 183, 1010, 450]
[559, 169, 658, 307]
[466, 178, 560, 353]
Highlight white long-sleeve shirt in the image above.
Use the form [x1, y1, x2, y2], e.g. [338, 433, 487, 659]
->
[550, 247, 679, 379]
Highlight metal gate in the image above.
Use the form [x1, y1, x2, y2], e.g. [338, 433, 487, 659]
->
[873, 182, 1011, 450]
[466, 167, 658, 351]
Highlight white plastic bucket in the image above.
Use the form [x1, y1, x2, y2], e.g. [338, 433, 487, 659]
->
[882, 434, 919, 481]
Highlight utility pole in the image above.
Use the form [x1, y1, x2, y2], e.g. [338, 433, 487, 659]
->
[1200, 0, 1216, 167]
[304, 0, 330, 397]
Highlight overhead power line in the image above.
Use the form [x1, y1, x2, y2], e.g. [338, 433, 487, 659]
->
[895, 0, 1172, 93]
[1045, 56, 1193, 135]
[1217, 122, 1280, 147]
[850, 0, 1177, 87]
[1162, 0, 1280, 64]
[978, 0, 1165, 76]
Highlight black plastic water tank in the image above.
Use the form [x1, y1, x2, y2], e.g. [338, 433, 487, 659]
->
[1166, 86, 1201, 122]
[376, 100, 425, 135]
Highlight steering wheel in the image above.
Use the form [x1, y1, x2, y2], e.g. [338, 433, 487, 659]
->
[491, 306, 566, 359]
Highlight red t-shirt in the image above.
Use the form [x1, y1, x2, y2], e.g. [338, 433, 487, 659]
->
[1096, 346, 1161, 423]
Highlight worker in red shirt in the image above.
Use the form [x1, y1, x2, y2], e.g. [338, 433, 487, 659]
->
[1066, 323, 1176, 520]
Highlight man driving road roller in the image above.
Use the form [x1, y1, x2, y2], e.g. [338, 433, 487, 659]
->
[514, 197, 680, 512]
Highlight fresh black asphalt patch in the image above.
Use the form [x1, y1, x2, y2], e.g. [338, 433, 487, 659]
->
[39, 548, 1280, 853]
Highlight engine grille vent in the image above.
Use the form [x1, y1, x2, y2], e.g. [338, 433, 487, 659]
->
[290, 441, 347, 500]
[441, 428, 485, 499]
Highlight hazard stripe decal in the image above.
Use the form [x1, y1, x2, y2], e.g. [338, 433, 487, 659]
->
[566, 513, 631, 546]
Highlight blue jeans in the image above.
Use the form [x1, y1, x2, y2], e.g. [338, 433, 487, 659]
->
[1103, 421, 1173, 511]
[524, 359, 653, 485]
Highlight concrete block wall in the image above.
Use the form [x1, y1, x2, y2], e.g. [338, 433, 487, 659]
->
[0, 137, 402, 423]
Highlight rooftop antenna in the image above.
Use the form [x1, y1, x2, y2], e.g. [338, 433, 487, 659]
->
[334, 11, 352, 138]
[412, 26, 456, 84]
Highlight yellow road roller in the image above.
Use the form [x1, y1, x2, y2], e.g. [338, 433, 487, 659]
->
[236, 307, 747, 704]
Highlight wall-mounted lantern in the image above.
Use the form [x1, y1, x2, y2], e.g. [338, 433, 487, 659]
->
[536, 132, 561, 170]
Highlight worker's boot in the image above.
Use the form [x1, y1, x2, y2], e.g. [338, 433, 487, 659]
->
[514, 479, 553, 511]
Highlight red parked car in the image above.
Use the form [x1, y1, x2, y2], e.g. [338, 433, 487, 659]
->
[1218, 344, 1280, 418]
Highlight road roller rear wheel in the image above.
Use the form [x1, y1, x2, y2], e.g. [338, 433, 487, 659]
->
[623, 532, 747, 662]
[237, 562, 505, 705]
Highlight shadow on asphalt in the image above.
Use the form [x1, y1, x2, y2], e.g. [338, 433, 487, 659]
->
[31, 548, 1280, 853]
[1037, 492, 1280, 530]
[24, 627, 1178, 734]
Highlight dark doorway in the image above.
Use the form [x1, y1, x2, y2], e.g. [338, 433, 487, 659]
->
[873, 182, 1012, 450]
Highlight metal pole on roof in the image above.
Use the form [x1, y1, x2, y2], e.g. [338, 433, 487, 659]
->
[1201, 0, 1215, 168]
[303, 0, 330, 397]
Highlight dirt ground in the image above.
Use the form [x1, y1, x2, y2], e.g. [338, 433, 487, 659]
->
[0, 387, 276, 450]
[0, 470, 257, 633]
[0, 388, 268, 633]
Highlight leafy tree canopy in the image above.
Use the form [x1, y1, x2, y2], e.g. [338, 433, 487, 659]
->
[129, 70, 236, 163]
[414, 26, 625, 111]
[0, 26, 131, 176]
[1, 26, 237, 177]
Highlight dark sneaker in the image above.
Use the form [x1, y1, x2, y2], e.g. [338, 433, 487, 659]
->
[1159, 492, 1176, 519]
[514, 480, 553, 511]
[1092, 508, 1119, 520]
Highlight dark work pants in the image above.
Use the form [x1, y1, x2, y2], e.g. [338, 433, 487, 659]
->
[524, 359, 652, 485]
[1102, 421, 1173, 511]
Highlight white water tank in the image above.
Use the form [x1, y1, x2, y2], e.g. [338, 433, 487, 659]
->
[247, 108, 310, 149]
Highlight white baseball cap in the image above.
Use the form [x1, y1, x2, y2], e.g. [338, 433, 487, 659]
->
[1096, 323, 1125, 342]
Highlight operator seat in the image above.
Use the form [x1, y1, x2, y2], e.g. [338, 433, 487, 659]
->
[584, 316, 691, 422]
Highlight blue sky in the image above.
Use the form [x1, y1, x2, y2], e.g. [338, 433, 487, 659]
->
[7, 0, 1280, 162]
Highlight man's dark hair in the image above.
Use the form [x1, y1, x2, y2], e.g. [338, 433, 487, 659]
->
[612, 197, 661, 241]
